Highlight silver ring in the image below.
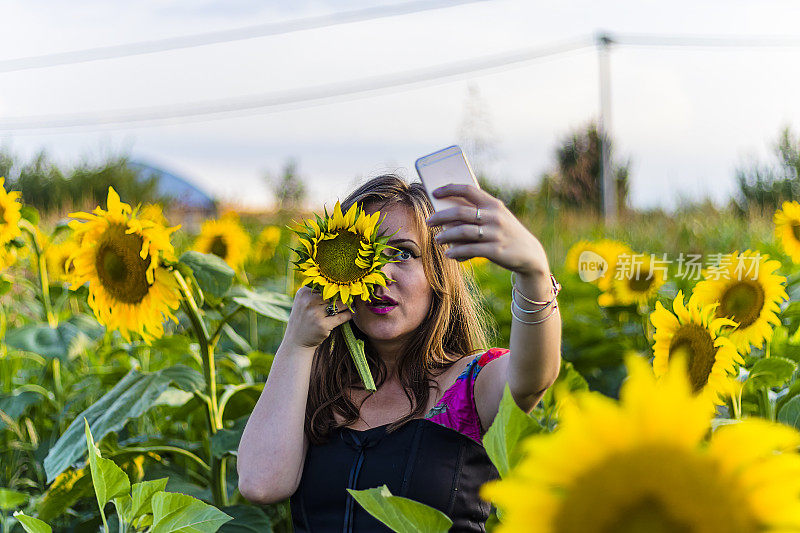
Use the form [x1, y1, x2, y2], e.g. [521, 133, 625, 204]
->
[475, 207, 482, 222]
[325, 303, 338, 316]
[478, 226, 484, 239]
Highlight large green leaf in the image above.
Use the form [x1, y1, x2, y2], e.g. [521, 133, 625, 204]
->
[218, 505, 271, 532]
[85, 419, 131, 511]
[44, 366, 186, 482]
[0, 488, 28, 511]
[160, 365, 206, 396]
[346, 485, 452, 533]
[231, 288, 291, 323]
[180, 251, 235, 300]
[778, 396, 800, 430]
[746, 357, 797, 390]
[483, 384, 543, 478]
[12, 512, 52, 533]
[151, 491, 232, 532]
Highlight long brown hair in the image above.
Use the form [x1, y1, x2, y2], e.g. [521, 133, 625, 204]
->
[305, 174, 494, 444]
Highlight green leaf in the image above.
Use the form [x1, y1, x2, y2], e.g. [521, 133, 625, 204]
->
[44, 367, 186, 482]
[746, 357, 797, 390]
[231, 288, 291, 322]
[211, 418, 247, 459]
[12, 512, 52, 533]
[3, 322, 87, 360]
[128, 478, 169, 522]
[218, 505, 271, 532]
[778, 396, 800, 430]
[151, 491, 232, 533]
[0, 488, 28, 510]
[160, 365, 206, 396]
[20, 205, 39, 225]
[85, 419, 131, 511]
[769, 326, 800, 363]
[180, 251, 235, 300]
[36, 468, 93, 522]
[483, 384, 543, 478]
[346, 485, 452, 533]
[0, 391, 40, 430]
[114, 495, 133, 524]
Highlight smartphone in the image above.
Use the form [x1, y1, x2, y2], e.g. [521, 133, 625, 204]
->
[415, 145, 481, 213]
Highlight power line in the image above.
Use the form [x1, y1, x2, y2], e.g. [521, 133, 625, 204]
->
[0, 0, 489, 74]
[0, 37, 594, 132]
[614, 32, 800, 49]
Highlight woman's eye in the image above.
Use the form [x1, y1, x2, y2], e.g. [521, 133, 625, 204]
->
[385, 248, 415, 260]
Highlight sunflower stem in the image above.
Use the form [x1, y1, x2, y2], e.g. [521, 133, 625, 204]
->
[340, 321, 376, 392]
[19, 222, 57, 327]
[172, 269, 226, 506]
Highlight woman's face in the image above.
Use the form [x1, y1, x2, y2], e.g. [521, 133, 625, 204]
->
[352, 202, 433, 350]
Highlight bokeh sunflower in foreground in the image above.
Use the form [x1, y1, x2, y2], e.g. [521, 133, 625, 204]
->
[774, 200, 800, 263]
[193, 214, 252, 271]
[650, 290, 741, 405]
[480, 356, 800, 533]
[692, 250, 787, 355]
[68, 187, 181, 342]
[0, 177, 22, 246]
[291, 200, 397, 391]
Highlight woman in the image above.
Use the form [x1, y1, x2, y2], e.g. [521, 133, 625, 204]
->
[238, 175, 561, 532]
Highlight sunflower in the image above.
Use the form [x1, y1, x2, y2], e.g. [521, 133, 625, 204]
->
[0, 247, 18, 271]
[564, 240, 596, 274]
[68, 187, 181, 343]
[480, 355, 800, 533]
[193, 214, 251, 270]
[692, 250, 787, 355]
[774, 200, 800, 263]
[0, 177, 22, 246]
[599, 252, 666, 307]
[650, 290, 741, 405]
[254, 225, 282, 262]
[45, 237, 80, 283]
[292, 200, 395, 309]
[592, 239, 634, 290]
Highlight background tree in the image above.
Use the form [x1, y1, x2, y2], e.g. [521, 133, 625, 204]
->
[733, 126, 800, 217]
[1, 148, 166, 215]
[544, 122, 629, 216]
[264, 159, 307, 217]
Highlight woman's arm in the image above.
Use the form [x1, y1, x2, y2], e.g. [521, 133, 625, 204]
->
[237, 342, 315, 504]
[425, 184, 562, 430]
[237, 286, 353, 504]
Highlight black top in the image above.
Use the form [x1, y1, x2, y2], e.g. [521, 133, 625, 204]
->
[290, 418, 499, 532]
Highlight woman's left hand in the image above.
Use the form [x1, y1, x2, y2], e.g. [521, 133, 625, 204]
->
[425, 184, 550, 276]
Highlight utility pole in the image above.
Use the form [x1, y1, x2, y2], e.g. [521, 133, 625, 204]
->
[597, 31, 616, 225]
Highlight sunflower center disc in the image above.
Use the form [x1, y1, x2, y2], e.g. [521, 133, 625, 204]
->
[315, 231, 369, 283]
[209, 235, 228, 259]
[669, 324, 717, 392]
[718, 280, 764, 328]
[792, 222, 800, 242]
[95, 223, 151, 304]
[602, 496, 692, 533]
[628, 269, 653, 293]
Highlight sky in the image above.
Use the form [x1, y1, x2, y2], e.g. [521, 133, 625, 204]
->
[1, 0, 799, 212]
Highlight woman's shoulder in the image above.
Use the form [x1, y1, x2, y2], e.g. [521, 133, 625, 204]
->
[470, 347, 510, 376]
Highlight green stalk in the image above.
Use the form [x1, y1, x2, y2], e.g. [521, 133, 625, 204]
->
[172, 270, 227, 506]
[19, 222, 56, 327]
[340, 321, 376, 392]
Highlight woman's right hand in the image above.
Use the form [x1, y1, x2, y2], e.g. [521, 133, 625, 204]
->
[282, 286, 354, 349]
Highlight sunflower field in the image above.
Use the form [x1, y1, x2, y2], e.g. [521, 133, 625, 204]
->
[3, 174, 800, 532]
